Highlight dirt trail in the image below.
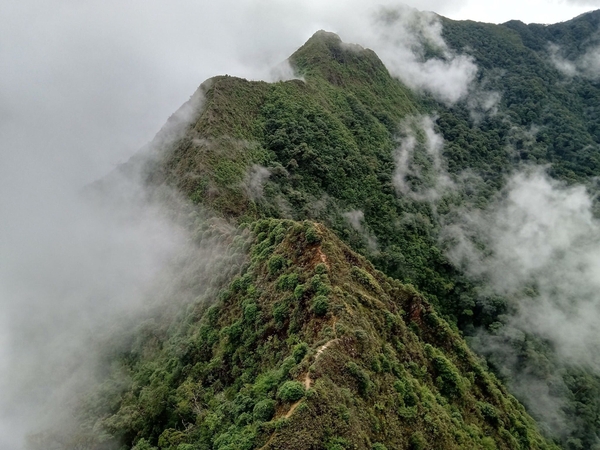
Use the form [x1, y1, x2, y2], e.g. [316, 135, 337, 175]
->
[283, 338, 338, 419]
[259, 332, 339, 449]
[284, 338, 338, 418]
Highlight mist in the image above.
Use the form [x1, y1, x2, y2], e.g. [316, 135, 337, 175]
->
[0, 172, 180, 447]
[388, 106, 600, 437]
[549, 43, 600, 80]
[444, 168, 600, 436]
[393, 114, 455, 202]
[447, 169, 600, 369]
[0, 82, 226, 447]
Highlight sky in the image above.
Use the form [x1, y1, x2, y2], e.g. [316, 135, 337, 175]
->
[1, 0, 599, 187]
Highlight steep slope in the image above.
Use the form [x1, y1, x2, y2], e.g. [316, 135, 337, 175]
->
[52, 220, 556, 450]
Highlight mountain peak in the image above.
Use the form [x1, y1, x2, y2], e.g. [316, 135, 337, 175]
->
[289, 29, 390, 87]
[306, 29, 342, 43]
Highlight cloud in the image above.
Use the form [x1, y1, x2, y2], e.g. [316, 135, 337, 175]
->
[561, 0, 600, 6]
[467, 87, 502, 122]
[393, 115, 455, 202]
[0, 0, 596, 446]
[342, 210, 378, 251]
[268, 60, 305, 82]
[0, 85, 232, 447]
[0, 178, 182, 447]
[445, 168, 600, 435]
[338, 5, 479, 104]
[550, 42, 600, 80]
[244, 164, 272, 200]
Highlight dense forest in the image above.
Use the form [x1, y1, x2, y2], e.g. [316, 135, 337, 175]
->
[32, 9, 600, 450]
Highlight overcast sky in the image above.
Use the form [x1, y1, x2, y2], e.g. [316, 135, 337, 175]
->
[1, 0, 599, 187]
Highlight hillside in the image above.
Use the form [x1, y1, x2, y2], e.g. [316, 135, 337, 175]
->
[34, 10, 600, 450]
[34, 220, 555, 450]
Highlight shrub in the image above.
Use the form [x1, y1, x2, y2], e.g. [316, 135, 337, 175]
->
[305, 224, 321, 244]
[409, 432, 427, 450]
[267, 254, 286, 275]
[325, 437, 351, 450]
[158, 429, 186, 448]
[351, 266, 379, 291]
[293, 284, 305, 300]
[132, 439, 157, 450]
[272, 301, 289, 325]
[253, 399, 276, 422]
[478, 402, 500, 425]
[311, 295, 329, 316]
[243, 303, 259, 322]
[345, 361, 372, 396]
[292, 342, 309, 363]
[276, 273, 299, 291]
[277, 381, 305, 402]
[433, 354, 465, 398]
[315, 262, 328, 274]
[310, 274, 331, 296]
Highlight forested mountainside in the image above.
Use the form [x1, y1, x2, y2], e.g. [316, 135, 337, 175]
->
[35, 10, 600, 450]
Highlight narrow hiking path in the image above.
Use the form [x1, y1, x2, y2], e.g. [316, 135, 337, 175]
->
[258, 325, 339, 449]
[284, 338, 339, 419]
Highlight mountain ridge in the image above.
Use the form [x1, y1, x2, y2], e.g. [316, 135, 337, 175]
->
[38, 12, 600, 449]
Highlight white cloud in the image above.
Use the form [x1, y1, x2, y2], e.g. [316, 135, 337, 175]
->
[393, 115, 455, 201]
[549, 43, 600, 80]
[446, 168, 600, 433]
[343, 210, 378, 251]
[0, 0, 597, 446]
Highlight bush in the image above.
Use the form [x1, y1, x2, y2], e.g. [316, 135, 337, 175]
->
[433, 354, 465, 398]
[272, 301, 289, 325]
[276, 273, 299, 291]
[325, 437, 351, 450]
[243, 303, 259, 322]
[292, 342, 309, 363]
[293, 284, 305, 300]
[158, 429, 186, 448]
[345, 361, 372, 396]
[315, 262, 328, 274]
[305, 224, 321, 244]
[351, 266, 379, 291]
[253, 399, 276, 422]
[312, 295, 329, 316]
[409, 432, 427, 450]
[132, 439, 158, 450]
[277, 381, 306, 402]
[267, 254, 286, 275]
[478, 401, 500, 425]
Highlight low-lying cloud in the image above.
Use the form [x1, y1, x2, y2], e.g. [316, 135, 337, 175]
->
[0, 87, 225, 448]
[550, 42, 600, 80]
[449, 169, 600, 368]
[358, 6, 479, 105]
[445, 168, 600, 435]
[343, 209, 378, 251]
[393, 114, 455, 202]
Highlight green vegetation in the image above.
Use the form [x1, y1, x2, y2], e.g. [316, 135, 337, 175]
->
[36, 220, 556, 449]
[35, 11, 600, 449]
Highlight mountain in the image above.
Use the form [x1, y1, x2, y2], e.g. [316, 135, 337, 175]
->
[52, 220, 554, 450]
[33, 10, 600, 450]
